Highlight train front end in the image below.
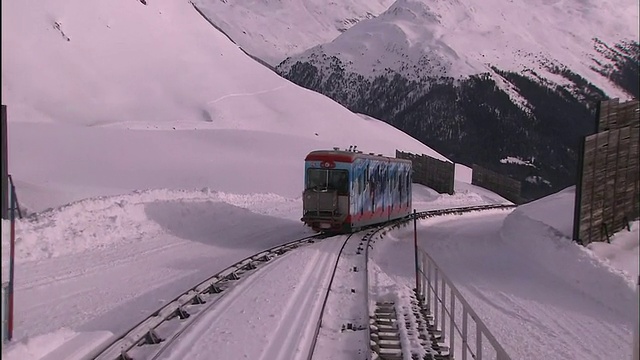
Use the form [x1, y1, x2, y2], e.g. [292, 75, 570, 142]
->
[301, 150, 353, 233]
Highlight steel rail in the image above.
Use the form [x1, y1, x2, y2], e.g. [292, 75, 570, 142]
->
[91, 202, 516, 360]
[306, 232, 356, 360]
[90, 233, 329, 360]
[307, 224, 394, 360]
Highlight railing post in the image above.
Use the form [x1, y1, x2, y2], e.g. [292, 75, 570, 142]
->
[7, 182, 16, 341]
[421, 256, 427, 306]
[441, 280, 446, 341]
[434, 268, 439, 330]
[633, 275, 639, 360]
[462, 308, 468, 360]
[450, 291, 455, 358]
[426, 260, 432, 311]
[413, 209, 419, 295]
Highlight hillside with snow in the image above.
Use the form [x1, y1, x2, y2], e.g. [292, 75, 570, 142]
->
[190, 0, 395, 66]
[272, 0, 640, 201]
[277, 0, 638, 97]
[0, 0, 453, 213]
[1, 1, 638, 359]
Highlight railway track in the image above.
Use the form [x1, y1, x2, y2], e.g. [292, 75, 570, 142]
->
[90, 203, 515, 360]
[90, 233, 330, 360]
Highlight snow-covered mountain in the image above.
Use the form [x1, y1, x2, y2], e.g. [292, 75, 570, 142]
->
[277, 0, 638, 99]
[191, 0, 395, 66]
[0, 0, 448, 213]
[188, 0, 640, 200]
[271, 0, 640, 200]
[1, 2, 638, 360]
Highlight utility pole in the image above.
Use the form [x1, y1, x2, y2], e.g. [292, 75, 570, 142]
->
[1, 105, 7, 220]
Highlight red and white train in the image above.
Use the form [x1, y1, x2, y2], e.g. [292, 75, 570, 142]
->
[301, 148, 413, 233]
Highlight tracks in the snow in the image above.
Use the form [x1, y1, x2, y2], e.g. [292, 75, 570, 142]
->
[91, 203, 516, 360]
[90, 233, 330, 360]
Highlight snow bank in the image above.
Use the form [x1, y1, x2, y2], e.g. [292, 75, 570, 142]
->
[2, 328, 77, 360]
[2, 328, 111, 360]
[513, 185, 639, 282]
[0, 189, 301, 267]
[390, 210, 635, 359]
[501, 209, 637, 312]
[587, 221, 639, 281]
[514, 186, 576, 237]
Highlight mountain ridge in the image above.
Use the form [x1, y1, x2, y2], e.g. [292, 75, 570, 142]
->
[269, 0, 639, 200]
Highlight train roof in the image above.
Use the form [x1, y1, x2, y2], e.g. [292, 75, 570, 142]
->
[305, 149, 412, 164]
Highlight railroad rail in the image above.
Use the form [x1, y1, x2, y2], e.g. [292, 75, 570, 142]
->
[307, 205, 516, 360]
[90, 233, 330, 360]
[306, 232, 356, 360]
[90, 203, 515, 360]
[370, 203, 517, 360]
[307, 227, 384, 360]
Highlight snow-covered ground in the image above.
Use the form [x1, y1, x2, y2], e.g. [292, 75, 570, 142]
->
[1, 0, 638, 359]
[2, 185, 637, 360]
[372, 194, 638, 359]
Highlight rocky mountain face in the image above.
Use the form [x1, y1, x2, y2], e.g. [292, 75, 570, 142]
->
[192, 0, 639, 201]
[191, 0, 395, 66]
[273, 0, 639, 201]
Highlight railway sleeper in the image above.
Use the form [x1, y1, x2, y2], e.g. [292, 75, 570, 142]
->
[225, 272, 240, 281]
[256, 254, 271, 262]
[138, 329, 163, 346]
[242, 262, 257, 271]
[167, 306, 190, 321]
[116, 353, 133, 360]
[371, 301, 405, 360]
[190, 294, 206, 305]
[205, 284, 223, 294]
[408, 292, 452, 360]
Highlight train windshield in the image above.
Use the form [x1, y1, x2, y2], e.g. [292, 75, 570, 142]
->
[306, 169, 349, 194]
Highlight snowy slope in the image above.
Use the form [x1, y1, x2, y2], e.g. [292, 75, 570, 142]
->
[1, 0, 455, 213]
[1, 0, 638, 359]
[277, 0, 638, 99]
[371, 205, 638, 359]
[0, 0, 497, 357]
[190, 0, 395, 66]
[4, 183, 636, 360]
[272, 0, 639, 202]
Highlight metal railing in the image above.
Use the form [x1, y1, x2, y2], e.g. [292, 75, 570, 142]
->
[2, 174, 19, 343]
[417, 248, 511, 360]
[91, 234, 325, 360]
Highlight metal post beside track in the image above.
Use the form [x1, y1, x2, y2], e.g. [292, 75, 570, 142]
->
[413, 209, 419, 294]
[6, 180, 16, 342]
[633, 275, 639, 360]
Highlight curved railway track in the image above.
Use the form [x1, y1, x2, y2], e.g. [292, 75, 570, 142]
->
[90, 233, 329, 360]
[90, 203, 516, 360]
